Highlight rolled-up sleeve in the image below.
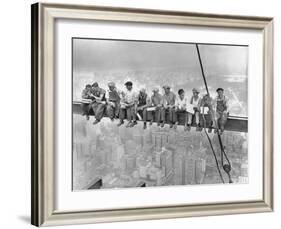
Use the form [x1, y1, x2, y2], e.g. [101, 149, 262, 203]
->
[225, 96, 229, 112]
[81, 89, 88, 99]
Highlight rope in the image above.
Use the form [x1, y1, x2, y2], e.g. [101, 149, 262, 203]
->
[195, 44, 233, 184]
[217, 134, 233, 183]
[202, 107, 225, 183]
[196, 44, 210, 96]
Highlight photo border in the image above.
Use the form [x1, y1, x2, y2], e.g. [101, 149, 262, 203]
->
[31, 3, 273, 227]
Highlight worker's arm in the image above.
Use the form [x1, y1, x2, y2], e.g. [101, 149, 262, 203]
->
[81, 89, 89, 99]
[224, 96, 230, 114]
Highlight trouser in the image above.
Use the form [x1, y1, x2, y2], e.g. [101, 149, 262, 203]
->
[81, 103, 92, 115]
[216, 111, 228, 130]
[119, 105, 136, 122]
[92, 102, 105, 121]
[142, 107, 163, 123]
[187, 111, 200, 125]
[175, 109, 188, 124]
[167, 107, 177, 124]
[205, 109, 216, 128]
[106, 102, 119, 119]
[157, 107, 166, 123]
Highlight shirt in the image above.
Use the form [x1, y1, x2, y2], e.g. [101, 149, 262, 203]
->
[81, 88, 92, 99]
[106, 88, 121, 102]
[91, 87, 106, 101]
[162, 92, 176, 106]
[91, 87, 105, 97]
[151, 93, 163, 106]
[190, 96, 202, 109]
[176, 96, 188, 109]
[215, 95, 229, 113]
[123, 89, 138, 104]
[138, 92, 148, 106]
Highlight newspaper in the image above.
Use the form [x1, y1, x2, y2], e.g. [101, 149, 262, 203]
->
[146, 107, 156, 111]
[81, 99, 92, 104]
[185, 103, 195, 113]
[200, 106, 209, 114]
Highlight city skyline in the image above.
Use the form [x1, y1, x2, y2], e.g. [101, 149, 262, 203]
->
[73, 115, 248, 190]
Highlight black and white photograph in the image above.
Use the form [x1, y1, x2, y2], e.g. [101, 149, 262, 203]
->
[72, 38, 248, 191]
[29, 2, 274, 227]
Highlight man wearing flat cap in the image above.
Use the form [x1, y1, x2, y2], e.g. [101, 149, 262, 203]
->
[91, 82, 106, 125]
[117, 81, 138, 127]
[214, 87, 229, 134]
[81, 84, 95, 120]
[187, 88, 202, 131]
[162, 85, 176, 128]
[143, 87, 164, 129]
[136, 88, 150, 129]
[105, 82, 121, 121]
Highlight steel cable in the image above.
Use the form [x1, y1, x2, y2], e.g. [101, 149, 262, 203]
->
[195, 43, 233, 184]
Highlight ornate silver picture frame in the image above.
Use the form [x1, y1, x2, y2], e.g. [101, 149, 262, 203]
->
[31, 3, 273, 227]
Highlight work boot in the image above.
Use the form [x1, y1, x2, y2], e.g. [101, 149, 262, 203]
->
[184, 124, 188, 131]
[130, 121, 137, 127]
[126, 121, 132, 128]
[187, 124, 191, 131]
[160, 122, 165, 128]
[117, 120, 124, 127]
[150, 120, 153, 125]
[86, 115, 90, 121]
[93, 119, 100, 125]
[169, 123, 173, 128]
[208, 127, 212, 133]
[220, 126, 225, 134]
[174, 122, 178, 130]
[157, 122, 160, 126]
[143, 122, 147, 130]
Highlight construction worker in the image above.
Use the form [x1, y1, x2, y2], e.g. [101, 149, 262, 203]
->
[81, 84, 94, 120]
[136, 88, 150, 129]
[214, 88, 229, 134]
[175, 89, 189, 130]
[201, 93, 216, 133]
[117, 81, 138, 128]
[162, 85, 176, 128]
[91, 82, 106, 125]
[143, 87, 164, 129]
[187, 88, 202, 131]
[105, 82, 121, 121]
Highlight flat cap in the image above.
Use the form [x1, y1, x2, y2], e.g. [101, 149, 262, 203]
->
[92, 82, 99, 87]
[125, 81, 133, 86]
[108, 82, 115, 87]
[216, 87, 224, 92]
[192, 88, 200, 93]
[152, 87, 159, 92]
[163, 85, 171, 89]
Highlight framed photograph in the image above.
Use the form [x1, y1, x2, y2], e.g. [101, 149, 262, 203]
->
[31, 3, 274, 227]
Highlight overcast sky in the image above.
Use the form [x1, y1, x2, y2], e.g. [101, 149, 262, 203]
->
[73, 38, 248, 75]
[72, 39, 248, 116]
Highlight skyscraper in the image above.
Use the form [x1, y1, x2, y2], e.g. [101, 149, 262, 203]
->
[174, 152, 185, 185]
[195, 158, 206, 184]
[185, 155, 196, 185]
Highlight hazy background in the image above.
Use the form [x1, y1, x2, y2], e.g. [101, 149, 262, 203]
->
[73, 38, 248, 116]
